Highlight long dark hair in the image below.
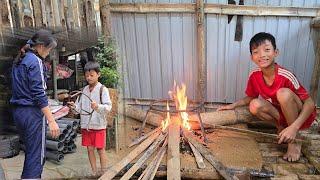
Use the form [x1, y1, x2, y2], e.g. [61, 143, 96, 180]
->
[14, 29, 57, 64]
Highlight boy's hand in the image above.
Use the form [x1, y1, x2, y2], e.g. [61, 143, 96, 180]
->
[91, 101, 98, 110]
[278, 125, 298, 144]
[217, 104, 235, 111]
[67, 101, 76, 109]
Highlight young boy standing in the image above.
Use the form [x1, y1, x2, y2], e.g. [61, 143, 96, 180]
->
[69, 61, 112, 174]
[218, 32, 316, 162]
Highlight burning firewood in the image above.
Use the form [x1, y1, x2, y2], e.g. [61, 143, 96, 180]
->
[124, 105, 259, 129]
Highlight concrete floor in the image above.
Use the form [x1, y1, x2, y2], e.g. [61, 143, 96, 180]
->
[0, 134, 124, 180]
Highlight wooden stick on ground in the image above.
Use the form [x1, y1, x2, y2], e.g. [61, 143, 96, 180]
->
[185, 133, 239, 180]
[129, 127, 161, 147]
[120, 131, 168, 180]
[99, 131, 161, 180]
[211, 124, 308, 144]
[167, 117, 181, 180]
[139, 137, 168, 180]
[188, 139, 206, 169]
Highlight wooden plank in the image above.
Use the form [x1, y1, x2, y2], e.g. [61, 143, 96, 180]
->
[167, 117, 181, 180]
[109, 3, 320, 17]
[31, 0, 43, 27]
[51, 0, 61, 27]
[185, 134, 238, 180]
[141, 137, 168, 180]
[310, 39, 320, 104]
[128, 127, 161, 147]
[120, 132, 167, 180]
[1, 0, 12, 27]
[99, 130, 161, 180]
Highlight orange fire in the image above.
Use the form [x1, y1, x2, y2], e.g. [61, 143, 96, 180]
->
[168, 82, 191, 131]
[175, 83, 191, 131]
[161, 102, 170, 131]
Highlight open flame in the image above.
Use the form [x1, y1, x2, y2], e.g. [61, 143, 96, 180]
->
[175, 83, 191, 131]
[161, 102, 170, 131]
[168, 82, 191, 131]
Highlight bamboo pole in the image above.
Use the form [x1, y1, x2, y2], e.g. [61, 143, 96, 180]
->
[99, 130, 161, 180]
[109, 3, 320, 17]
[196, 0, 206, 103]
[167, 117, 181, 180]
[211, 124, 308, 144]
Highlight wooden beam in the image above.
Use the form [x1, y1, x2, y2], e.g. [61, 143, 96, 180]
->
[99, 0, 112, 39]
[99, 130, 161, 180]
[196, 0, 206, 103]
[40, 0, 48, 27]
[109, 3, 320, 17]
[310, 39, 320, 105]
[167, 116, 181, 180]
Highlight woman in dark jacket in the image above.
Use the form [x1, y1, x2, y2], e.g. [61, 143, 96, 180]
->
[10, 29, 60, 179]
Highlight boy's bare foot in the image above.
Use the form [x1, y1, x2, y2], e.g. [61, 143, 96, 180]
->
[283, 142, 301, 162]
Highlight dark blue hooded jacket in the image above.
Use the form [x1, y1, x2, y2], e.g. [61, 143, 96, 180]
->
[10, 52, 48, 108]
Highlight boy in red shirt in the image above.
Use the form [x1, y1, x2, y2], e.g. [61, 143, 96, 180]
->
[218, 32, 316, 162]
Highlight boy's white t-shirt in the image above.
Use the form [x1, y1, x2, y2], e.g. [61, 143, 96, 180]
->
[75, 82, 112, 130]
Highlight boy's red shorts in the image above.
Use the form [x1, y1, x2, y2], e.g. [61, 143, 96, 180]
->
[276, 106, 316, 130]
[81, 129, 106, 149]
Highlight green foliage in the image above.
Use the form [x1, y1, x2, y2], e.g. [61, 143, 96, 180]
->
[100, 67, 120, 89]
[95, 37, 119, 88]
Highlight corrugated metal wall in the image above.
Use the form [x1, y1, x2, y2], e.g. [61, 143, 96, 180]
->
[111, 0, 320, 103]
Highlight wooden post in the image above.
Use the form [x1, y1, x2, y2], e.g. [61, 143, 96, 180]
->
[99, 0, 112, 41]
[31, 0, 43, 27]
[196, 0, 206, 103]
[310, 39, 320, 105]
[51, 49, 59, 100]
[167, 117, 181, 180]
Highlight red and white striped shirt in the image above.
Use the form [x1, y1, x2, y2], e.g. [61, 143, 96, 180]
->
[245, 63, 309, 107]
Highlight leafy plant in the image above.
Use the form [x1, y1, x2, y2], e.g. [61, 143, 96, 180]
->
[95, 37, 119, 88]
